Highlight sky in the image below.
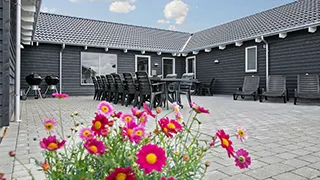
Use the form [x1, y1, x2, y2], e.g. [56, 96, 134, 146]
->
[40, 0, 296, 33]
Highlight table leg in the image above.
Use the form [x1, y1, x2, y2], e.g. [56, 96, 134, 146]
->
[165, 82, 169, 110]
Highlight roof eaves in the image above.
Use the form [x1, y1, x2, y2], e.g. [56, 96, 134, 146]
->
[179, 34, 193, 52]
[183, 22, 320, 53]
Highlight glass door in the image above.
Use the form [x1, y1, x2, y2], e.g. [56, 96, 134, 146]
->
[186, 56, 196, 78]
[162, 58, 175, 78]
[135, 55, 151, 76]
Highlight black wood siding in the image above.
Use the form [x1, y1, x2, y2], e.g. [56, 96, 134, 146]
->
[0, 0, 4, 124]
[194, 41, 266, 94]
[21, 44, 178, 96]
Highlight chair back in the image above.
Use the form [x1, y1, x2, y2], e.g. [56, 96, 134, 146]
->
[297, 74, 320, 93]
[157, 75, 163, 78]
[166, 74, 177, 79]
[100, 75, 108, 90]
[112, 73, 125, 92]
[242, 76, 260, 92]
[123, 73, 136, 93]
[268, 75, 286, 92]
[106, 74, 117, 92]
[180, 73, 194, 90]
[96, 76, 103, 90]
[135, 71, 152, 94]
[92, 76, 99, 90]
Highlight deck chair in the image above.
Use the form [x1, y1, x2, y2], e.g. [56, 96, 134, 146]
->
[106, 74, 117, 102]
[233, 76, 260, 101]
[260, 75, 288, 103]
[166, 74, 178, 103]
[123, 72, 138, 107]
[100, 75, 109, 100]
[200, 78, 215, 96]
[177, 73, 194, 107]
[294, 74, 320, 105]
[92, 76, 101, 100]
[95, 76, 104, 100]
[112, 73, 125, 105]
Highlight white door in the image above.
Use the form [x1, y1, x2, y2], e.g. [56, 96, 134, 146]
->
[186, 56, 196, 78]
[162, 57, 175, 78]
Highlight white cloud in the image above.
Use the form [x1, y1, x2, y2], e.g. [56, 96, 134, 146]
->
[164, 0, 189, 25]
[168, 25, 177, 31]
[109, 1, 136, 13]
[157, 19, 170, 24]
[41, 7, 56, 13]
[69, 0, 81, 2]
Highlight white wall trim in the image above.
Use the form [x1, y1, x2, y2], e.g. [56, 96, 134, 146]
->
[162, 57, 176, 77]
[245, 46, 258, 73]
[185, 56, 197, 78]
[135, 55, 151, 76]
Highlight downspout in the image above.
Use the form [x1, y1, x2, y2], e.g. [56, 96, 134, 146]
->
[15, 0, 21, 121]
[261, 36, 269, 91]
[60, 43, 66, 93]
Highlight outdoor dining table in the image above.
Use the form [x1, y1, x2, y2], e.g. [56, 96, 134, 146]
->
[150, 77, 201, 109]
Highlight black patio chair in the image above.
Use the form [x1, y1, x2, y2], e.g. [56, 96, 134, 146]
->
[294, 74, 320, 105]
[166, 74, 178, 102]
[135, 71, 165, 109]
[260, 75, 288, 103]
[200, 78, 215, 96]
[96, 76, 104, 100]
[112, 73, 126, 105]
[123, 73, 138, 107]
[91, 76, 101, 100]
[106, 74, 117, 102]
[233, 76, 260, 101]
[100, 75, 109, 100]
[177, 73, 194, 107]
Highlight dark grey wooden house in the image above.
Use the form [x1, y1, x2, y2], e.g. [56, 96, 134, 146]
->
[1, 0, 320, 126]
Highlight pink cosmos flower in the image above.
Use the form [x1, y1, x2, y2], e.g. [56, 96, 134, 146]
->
[121, 113, 135, 124]
[112, 111, 122, 118]
[136, 144, 167, 174]
[209, 136, 217, 147]
[236, 126, 248, 142]
[84, 138, 106, 155]
[105, 166, 136, 180]
[43, 119, 57, 131]
[175, 111, 183, 121]
[234, 149, 251, 169]
[9, 151, 15, 157]
[101, 129, 109, 137]
[97, 101, 114, 116]
[122, 121, 138, 142]
[91, 113, 109, 136]
[42, 161, 50, 171]
[79, 127, 94, 140]
[190, 102, 209, 114]
[161, 177, 174, 180]
[131, 107, 144, 118]
[52, 93, 68, 99]
[40, 135, 66, 151]
[143, 103, 156, 118]
[139, 113, 148, 126]
[158, 117, 183, 138]
[132, 126, 145, 144]
[172, 102, 180, 113]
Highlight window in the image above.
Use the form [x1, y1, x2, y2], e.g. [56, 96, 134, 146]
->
[245, 46, 257, 72]
[186, 56, 196, 78]
[162, 57, 175, 77]
[81, 52, 117, 85]
[135, 55, 151, 76]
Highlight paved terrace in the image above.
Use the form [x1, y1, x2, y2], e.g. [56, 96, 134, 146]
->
[1, 96, 320, 180]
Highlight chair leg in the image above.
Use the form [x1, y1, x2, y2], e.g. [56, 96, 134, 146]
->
[121, 93, 126, 106]
[150, 94, 155, 110]
[93, 91, 97, 100]
[294, 97, 297, 105]
[138, 95, 145, 109]
[187, 91, 192, 107]
[114, 92, 119, 104]
[283, 96, 287, 103]
[253, 95, 257, 101]
[259, 95, 263, 102]
[233, 94, 238, 100]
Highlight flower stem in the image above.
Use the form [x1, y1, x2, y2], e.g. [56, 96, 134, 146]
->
[15, 157, 35, 180]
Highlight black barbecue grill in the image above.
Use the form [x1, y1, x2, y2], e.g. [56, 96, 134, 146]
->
[23, 73, 43, 99]
[43, 75, 59, 98]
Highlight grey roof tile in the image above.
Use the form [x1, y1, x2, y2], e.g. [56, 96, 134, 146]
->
[184, 0, 320, 51]
[34, 13, 191, 52]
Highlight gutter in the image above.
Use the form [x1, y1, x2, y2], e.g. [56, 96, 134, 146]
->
[261, 36, 269, 91]
[15, 0, 22, 122]
[60, 43, 66, 93]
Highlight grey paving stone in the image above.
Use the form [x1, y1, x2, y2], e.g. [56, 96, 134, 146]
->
[245, 163, 295, 180]
[293, 166, 320, 179]
[275, 152, 299, 160]
[204, 170, 230, 180]
[309, 162, 320, 171]
[222, 173, 256, 180]
[282, 159, 310, 168]
[273, 172, 305, 180]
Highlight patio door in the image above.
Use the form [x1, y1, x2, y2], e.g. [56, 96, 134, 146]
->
[162, 57, 175, 78]
[135, 55, 151, 76]
[186, 56, 196, 78]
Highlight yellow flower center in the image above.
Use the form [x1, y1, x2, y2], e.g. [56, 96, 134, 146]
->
[136, 111, 140, 116]
[238, 156, 246, 163]
[174, 106, 179, 113]
[115, 173, 127, 180]
[47, 143, 58, 150]
[94, 121, 102, 130]
[42, 163, 50, 170]
[163, 127, 168, 133]
[127, 129, 133, 135]
[167, 123, 176, 129]
[45, 123, 53, 130]
[146, 153, 157, 164]
[83, 130, 90, 137]
[89, 145, 98, 153]
[101, 106, 109, 113]
[124, 116, 132, 122]
[135, 130, 143, 136]
[238, 130, 244, 137]
[140, 116, 145, 123]
[222, 138, 229, 147]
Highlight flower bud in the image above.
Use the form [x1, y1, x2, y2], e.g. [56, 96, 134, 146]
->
[0, 173, 4, 179]
[174, 152, 179, 156]
[9, 151, 15, 157]
[70, 113, 74, 117]
[89, 169, 94, 173]
[205, 161, 211, 167]
[153, 128, 160, 135]
[74, 122, 79, 127]
[67, 135, 71, 138]
[182, 154, 189, 162]
[74, 111, 79, 116]
[42, 162, 50, 171]
[113, 117, 118, 121]
[156, 107, 162, 114]
[101, 129, 108, 137]
[197, 151, 202, 156]
[132, 162, 138, 167]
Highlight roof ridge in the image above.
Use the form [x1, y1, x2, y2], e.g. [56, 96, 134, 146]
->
[39, 12, 190, 35]
[192, 0, 299, 34]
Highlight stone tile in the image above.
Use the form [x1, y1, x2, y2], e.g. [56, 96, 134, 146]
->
[298, 154, 320, 163]
[222, 173, 256, 180]
[258, 156, 286, 164]
[282, 159, 310, 168]
[293, 167, 320, 179]
[204, 170, 229, 180]
[275, 152, 299, 160]
[273, 172, 305, 180]
[309, 162, 320, 171]
[245, 163, 294, 180]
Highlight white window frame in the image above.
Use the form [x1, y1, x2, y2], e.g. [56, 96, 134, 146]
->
[162, 57, 175, 77]
[135, 55, 151, 76]
[185, 56, 197, 78]
[80, 52, 117, 85]
[245, 46, 257, 73]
